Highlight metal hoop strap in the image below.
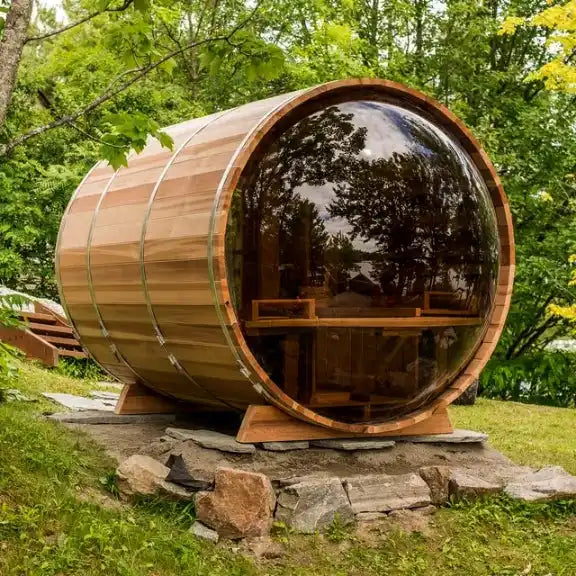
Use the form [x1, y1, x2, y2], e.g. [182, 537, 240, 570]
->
[85, 158, 154, 385]
[139, 108, 240, 410]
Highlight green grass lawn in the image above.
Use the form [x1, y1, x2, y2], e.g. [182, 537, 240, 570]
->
[0, 361, 575, 575]
[451, 398, 576, 475]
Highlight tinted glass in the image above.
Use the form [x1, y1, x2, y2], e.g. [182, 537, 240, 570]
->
[226, 99, 499, 423]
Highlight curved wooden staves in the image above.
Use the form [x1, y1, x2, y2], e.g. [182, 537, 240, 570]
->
[56, 79, 514, 435]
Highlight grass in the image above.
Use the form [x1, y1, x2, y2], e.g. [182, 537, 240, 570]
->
[451, 398, 576, 474]
[6, 359, 120, 411]
[0, 361, 575, 575]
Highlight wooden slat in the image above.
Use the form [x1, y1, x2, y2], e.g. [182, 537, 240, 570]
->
[0, 327, 59, 367]
[115, 382, 177, 415]
[44, 335, 81, 346]
[245, 317, 482, 329]
[19, 311, 57, 323]
[57, 349, 88, 359]
[28, 322, 74, 335]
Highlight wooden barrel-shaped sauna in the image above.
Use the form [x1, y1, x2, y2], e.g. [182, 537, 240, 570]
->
[56, 79, 514, 437]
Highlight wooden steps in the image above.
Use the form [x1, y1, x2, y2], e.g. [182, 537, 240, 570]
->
[0, 302, 87, 366]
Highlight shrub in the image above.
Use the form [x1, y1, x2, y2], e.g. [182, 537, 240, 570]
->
[479, 351, 576, 407]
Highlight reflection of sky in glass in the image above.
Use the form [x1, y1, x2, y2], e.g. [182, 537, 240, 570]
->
[293, 101, 496, 287]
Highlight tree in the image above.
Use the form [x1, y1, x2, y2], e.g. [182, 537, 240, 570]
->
[0, 0, 32, 128]
[0, 0, 270, 167]
[501, 0, 576, 93]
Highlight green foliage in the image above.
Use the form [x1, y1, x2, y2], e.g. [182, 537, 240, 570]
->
[55, 357, 107, 381]
[480, 351, 576, 408]
[99, 111, 173, 169]
[99, 471, 120, 497]
[1, 363, 576, 575]
[0, 0, 576, 407]
[324, 514, 354, 543]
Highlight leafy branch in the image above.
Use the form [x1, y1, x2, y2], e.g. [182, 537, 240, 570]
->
[25, 0, 135, 44]
[0, 1, 262, 161]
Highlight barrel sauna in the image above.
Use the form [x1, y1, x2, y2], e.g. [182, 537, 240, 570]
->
[56, 79, 514, 440]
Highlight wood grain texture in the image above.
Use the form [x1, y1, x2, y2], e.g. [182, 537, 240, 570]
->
[55, 79, 514, 435]
[236, 405, 453, 443]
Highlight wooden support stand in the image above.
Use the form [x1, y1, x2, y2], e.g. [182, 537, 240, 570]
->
[115, 382, 178, 415]
[236, 404, 453, 443]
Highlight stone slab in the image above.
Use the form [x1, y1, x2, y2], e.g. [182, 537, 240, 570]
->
[165, 428, 256, 454]
[89, 390, 121, 401]
[310, 438, 395, 451]
[261, 441, 309, 452]
[419, 466, 452, 505]
[166, 453, 213, 491]
[276, 477, 354, 534]
[43, 393, 115, 412]
[392, 429, 488, 444]
[505, 466, 576, 502]
[344, 473, 431, 513]
[48, 411, 176, 425]
[356, 512, 387, 522]
[449, 470, 502, 499]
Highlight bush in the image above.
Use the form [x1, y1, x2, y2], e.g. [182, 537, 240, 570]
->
[479, 351, 576, 407]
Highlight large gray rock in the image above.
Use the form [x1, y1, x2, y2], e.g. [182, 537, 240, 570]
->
[261, 441, 309, 451]
[310, 438, 395, 451]
[276, 478, 354, 534]
[344, 473, 431, 513]
[393, 429, 488, 444]
[116, 455, 191, 500]
[190, 522, 219, 543]
[449, 470, 502, 500]
[165, 428, 256, 454]
[452, 380, 479, 405]
[48, 411, 175, 425]
[196, 468, 275, 539]
[505, 466, 576, 502]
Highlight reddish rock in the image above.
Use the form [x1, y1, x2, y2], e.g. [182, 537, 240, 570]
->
[195, 468, 276, 539]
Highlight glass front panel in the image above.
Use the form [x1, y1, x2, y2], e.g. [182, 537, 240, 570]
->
[226, 99, 499, 423]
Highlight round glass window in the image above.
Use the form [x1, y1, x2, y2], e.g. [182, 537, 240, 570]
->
[226, 98, 499, 423]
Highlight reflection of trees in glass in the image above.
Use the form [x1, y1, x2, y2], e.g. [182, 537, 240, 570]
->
[232, 106, 367, 314]
[231, 100, 499, 316]
[326, 108, 499, 312]
[227, 99, 501, 423]
[323, 233, 362, 293]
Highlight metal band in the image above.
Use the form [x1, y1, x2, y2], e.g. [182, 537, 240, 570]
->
[139, 108, 240, 410]
[85, 158, 152, 385]
[55, 162, 100, 342]
[55, 163, 125, 383]
[207, 89, 312, 409]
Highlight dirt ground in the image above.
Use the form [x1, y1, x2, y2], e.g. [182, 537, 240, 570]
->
[70, 416, 530, 486]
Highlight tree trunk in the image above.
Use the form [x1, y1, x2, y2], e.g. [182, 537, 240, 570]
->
[0, 0, 33, 131]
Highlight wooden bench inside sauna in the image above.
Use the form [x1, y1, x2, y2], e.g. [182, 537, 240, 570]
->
[56, 79, 514, 442]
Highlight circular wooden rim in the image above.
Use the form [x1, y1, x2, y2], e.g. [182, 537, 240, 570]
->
[210, 78, 515, 434]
